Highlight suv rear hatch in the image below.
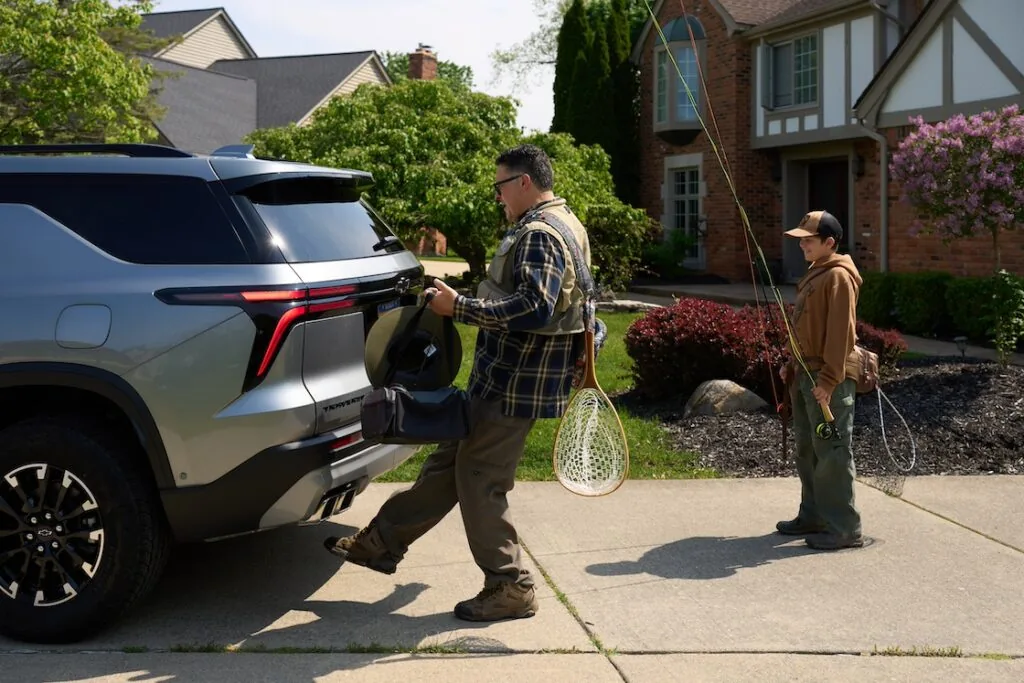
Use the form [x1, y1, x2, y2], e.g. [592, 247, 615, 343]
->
[228, 172, 424, 434]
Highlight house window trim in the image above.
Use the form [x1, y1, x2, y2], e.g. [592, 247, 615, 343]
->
[761, 30, 820, 112]
[652, 40, 708, 131]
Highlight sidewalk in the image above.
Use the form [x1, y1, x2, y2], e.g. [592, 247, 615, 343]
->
[3, 478, 1022, 681]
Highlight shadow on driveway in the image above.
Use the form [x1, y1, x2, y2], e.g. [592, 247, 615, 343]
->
[72, 521, 507, 654]
[586, 533, 817, 580]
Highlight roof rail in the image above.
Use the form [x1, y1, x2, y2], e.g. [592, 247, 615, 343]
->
[211, 144, 255, 158]
[0, 143, 194, 158]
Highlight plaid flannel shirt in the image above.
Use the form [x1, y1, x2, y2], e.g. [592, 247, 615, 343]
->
[452, 213, 581, 420]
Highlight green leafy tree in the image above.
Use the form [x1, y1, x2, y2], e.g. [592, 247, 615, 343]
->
[380, 51, 475, 89]
[525, 131, 654, 290]
[246, 79, 520, 278]
[0, 0, 170, 144]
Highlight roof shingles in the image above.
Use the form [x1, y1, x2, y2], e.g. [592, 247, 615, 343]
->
[147, 57, 256, 153]
[716, 0, 845, 26]
[140, 8, 221, 40]
[210, 52, 375, 128]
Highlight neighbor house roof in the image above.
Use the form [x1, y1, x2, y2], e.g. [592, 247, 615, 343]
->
[140, 7, 257, 59]
[210, 51, 384, 128]
[140, 7, 221, 38]
[146, 57, 257, 153]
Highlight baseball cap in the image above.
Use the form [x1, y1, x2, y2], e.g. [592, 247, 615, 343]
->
[784, 210, 844, 243]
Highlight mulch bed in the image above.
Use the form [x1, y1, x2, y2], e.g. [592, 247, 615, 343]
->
[616, 357, 1024, 478]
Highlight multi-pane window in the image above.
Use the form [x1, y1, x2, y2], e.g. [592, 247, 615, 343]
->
[674, 46, 700, 121]
[670, 167, 701, 260]
[656, 51, 668, 123]
[652, 15, 705, 127]
[766, 33, 818, 109]
[793, 36, 818, 105]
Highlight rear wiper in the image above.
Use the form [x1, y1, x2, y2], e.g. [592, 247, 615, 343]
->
[372, 235, 401, 251]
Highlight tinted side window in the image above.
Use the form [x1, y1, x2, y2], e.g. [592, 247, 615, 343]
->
[238, 176, 404, 263]
[0, 173, 249, 264]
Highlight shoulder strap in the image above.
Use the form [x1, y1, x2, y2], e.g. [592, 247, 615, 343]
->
[530, 210, 597, 332]
[531, 211, 595, 298]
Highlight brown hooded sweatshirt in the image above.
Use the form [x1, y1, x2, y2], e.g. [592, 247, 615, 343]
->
[790, 252, 863, 394]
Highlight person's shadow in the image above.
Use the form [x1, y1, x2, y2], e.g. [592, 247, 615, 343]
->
[587, 533, 817, 580]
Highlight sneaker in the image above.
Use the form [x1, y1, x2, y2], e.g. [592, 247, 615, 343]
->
[806, 532, 864, 550]
[323, 521, 400, 575]
[453, 582, 539, 622]
[776, 517, 827, 535]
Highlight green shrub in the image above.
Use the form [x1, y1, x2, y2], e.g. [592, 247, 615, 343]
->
[945, 276, 998, 341]
[892, 271, 954, 336]
[990, 269, 1024, 364]
[639, 226, 698, 280]
[581, 203, 656, 291]
[858, 272, 897, 328]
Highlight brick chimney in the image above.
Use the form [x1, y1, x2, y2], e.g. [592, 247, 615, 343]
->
[408, 44, 437, 81]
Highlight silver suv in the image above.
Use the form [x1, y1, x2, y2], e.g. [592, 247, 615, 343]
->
[0, 143, 422, 644]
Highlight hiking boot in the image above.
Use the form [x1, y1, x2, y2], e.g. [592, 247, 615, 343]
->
[453, 582, 539, 622]
[323, 521, 400, 575]
[776, 517, 827, 536]
[806, 532, 864, 551]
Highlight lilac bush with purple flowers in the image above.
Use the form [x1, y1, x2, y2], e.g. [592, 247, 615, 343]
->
[889, 105, 1024, 271]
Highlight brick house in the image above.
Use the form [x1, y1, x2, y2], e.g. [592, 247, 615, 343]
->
[632, 0, 1024, 283]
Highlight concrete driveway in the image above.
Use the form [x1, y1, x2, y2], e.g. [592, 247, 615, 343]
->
[3, 477, 1023, 682]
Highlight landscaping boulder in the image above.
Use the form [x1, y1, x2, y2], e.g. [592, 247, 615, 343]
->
[597, 299, 663, 313]
[683, 379, 768, 418]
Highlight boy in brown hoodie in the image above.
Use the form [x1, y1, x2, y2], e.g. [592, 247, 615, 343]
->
[777, 210, 864, 550]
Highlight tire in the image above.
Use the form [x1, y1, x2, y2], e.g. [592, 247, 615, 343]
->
[0, 416, 171, 643]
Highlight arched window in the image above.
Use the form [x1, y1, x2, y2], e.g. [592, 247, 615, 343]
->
[653, 15, 706, 142]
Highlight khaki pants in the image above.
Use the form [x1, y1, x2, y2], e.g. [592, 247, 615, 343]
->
[373, 395, 536, 587]
[790, 372, 862, 537]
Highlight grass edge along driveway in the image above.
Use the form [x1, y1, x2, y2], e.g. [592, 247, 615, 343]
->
[376, 311, 716, 483]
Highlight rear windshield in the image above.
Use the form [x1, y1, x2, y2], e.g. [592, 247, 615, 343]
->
[240, 176, 403, 263]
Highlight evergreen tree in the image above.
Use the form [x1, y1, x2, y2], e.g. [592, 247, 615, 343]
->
[608, 0, 641, 206]
[552, 0, 590, 133]
[585, 19, 614, 148]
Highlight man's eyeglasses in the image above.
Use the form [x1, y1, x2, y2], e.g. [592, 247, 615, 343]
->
[493, 174, 524, 193]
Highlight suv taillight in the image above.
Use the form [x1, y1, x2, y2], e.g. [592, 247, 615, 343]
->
[155, 284, 358, 390]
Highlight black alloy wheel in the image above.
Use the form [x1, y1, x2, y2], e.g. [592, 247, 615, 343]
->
[0, 463, 106, 607]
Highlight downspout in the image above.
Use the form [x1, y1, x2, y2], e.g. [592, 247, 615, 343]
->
[856, 119, 889, 273]
[856, 0, 907, 274]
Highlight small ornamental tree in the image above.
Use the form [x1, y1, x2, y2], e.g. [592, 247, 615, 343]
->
[889, 105, 1024, 272]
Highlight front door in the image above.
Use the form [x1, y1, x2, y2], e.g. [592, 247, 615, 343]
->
[807, 159, 849, 254]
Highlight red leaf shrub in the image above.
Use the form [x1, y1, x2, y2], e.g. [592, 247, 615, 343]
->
[856, 321, 908, 369]
[625, 298, 908, 403]
[624, 298, 790, 404]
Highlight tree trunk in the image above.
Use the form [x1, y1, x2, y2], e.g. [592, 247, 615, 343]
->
[993, 228, 1002, 272]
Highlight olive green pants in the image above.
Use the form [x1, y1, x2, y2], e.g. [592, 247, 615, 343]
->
[372, 395, 537, 588]
[790, 372, 862, 537]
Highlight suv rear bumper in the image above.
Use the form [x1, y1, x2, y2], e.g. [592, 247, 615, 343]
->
[160, 425, 418, 543]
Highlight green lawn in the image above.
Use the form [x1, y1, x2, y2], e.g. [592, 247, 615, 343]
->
[376, 311, 716, 483]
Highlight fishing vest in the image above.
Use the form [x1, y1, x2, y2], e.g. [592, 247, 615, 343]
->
[476, 201, 591, 336]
